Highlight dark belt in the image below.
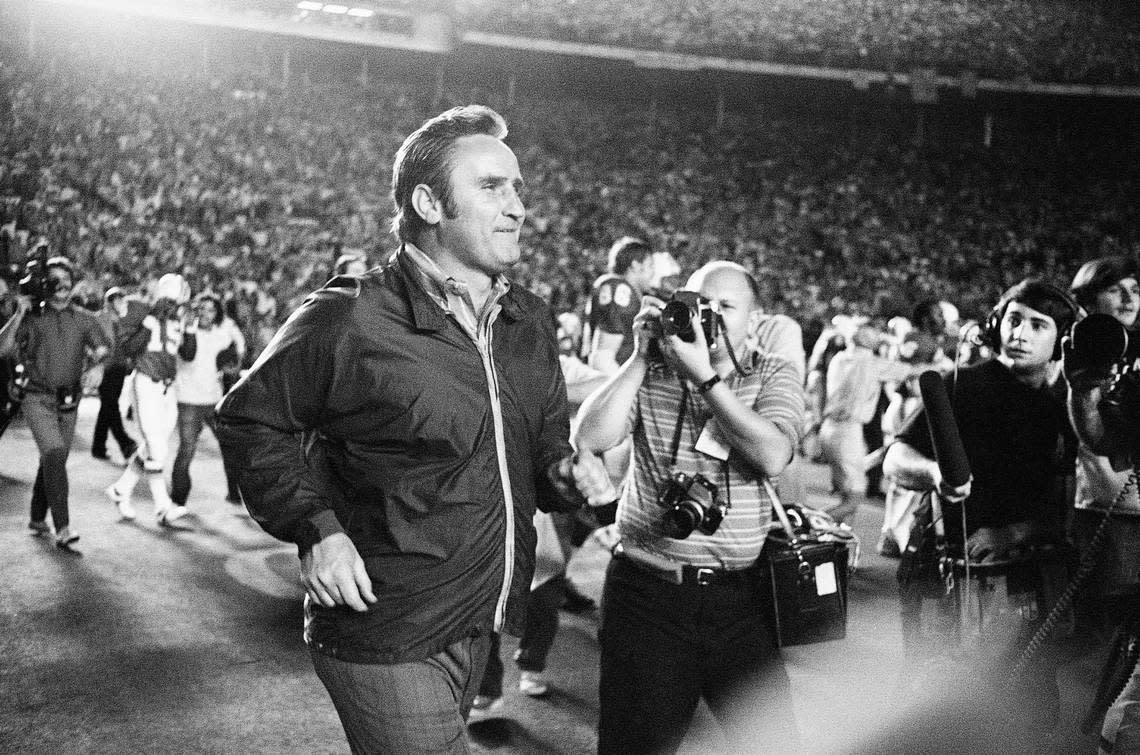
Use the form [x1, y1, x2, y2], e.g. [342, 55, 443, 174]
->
[614, 543, 754, 587]
[679, 564, 755, 587]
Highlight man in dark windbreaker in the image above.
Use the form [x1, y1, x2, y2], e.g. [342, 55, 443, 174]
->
[215, 105, 613, 754]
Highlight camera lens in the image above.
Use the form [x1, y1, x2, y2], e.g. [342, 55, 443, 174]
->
[663, 501, 703, 539]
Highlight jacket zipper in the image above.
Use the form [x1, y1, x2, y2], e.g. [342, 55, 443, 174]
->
[478, 311, 515, 632]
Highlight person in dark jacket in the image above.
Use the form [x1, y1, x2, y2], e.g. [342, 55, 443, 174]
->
[215, 105, 613, 755]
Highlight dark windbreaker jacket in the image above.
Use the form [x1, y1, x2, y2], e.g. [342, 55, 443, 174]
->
[215, 251, 581, 664]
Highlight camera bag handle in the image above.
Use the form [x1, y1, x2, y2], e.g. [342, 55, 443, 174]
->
[763, 479, 813, 581]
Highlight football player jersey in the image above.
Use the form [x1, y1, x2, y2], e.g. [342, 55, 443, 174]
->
[585, 273, 641, 365]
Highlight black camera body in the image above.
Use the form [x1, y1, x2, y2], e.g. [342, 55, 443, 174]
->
[657, 470, 728, 539]
[1068, 313, 1140, 457]
[18, 244, 58, 315]
[659, 290, 720, 345]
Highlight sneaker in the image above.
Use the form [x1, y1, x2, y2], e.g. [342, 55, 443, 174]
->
[105, 484, 136, 520]
[467, 695, 504, 721]
[161, 504, 189, 524]
[28, 520, 51, 537]
[518, 671, 549, 697]
[55, 528, 80, 548]
[877, 533, 902, 558]
[561, 580, 596, 613]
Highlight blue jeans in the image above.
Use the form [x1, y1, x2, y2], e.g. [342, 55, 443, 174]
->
[597, 557, 800, 754]
[171, 402, 239, 506]
[310, 632, 493, 754]
[23, 392, 78, 530]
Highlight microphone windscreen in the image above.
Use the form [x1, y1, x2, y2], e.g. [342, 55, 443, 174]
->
[918, 370, 971, 489]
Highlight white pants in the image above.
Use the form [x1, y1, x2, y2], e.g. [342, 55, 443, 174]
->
[819, 418, 867, 496]
[114, 373, 177, 509]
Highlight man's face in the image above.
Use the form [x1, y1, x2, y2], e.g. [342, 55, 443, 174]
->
[999, 301, 1057, 371]
[47, 267, 73, 306]
[696, 267, 759, 357]
[629, 256, 656, 292]
[1093, 276, 1139, 328]
[434, 134, 525, 278]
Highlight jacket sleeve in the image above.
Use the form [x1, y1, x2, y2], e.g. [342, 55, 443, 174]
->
[215, 289, 354, 555]
[532, 314, 583, 513]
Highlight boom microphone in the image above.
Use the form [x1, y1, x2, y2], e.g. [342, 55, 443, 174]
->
[918, 370, 971, 488]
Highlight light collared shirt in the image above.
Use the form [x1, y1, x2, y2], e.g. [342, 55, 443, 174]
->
[400, 242, 510, 341]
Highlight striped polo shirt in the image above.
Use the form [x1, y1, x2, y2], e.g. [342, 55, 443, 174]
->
[617, 349, 805, 570]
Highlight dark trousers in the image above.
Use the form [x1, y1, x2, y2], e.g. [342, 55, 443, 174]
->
[310, 633, 492, 754]
[171, 402, 239, 506]
[477, 575, 566, 698]
[597, 557, 800, 755]
[24, 393, 77, 530]
[92, 363, 134, 456]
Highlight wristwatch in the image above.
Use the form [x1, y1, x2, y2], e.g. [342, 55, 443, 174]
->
[697, 374, 721, 394]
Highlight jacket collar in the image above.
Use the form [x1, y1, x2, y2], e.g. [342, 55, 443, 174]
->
[394, 245, 539, 331]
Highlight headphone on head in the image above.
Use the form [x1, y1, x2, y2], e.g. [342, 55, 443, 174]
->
[979, 280, 1080, 361]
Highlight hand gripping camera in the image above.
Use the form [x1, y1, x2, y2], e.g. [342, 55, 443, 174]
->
[659, 290, 721, 345]
[657, 470, 729, 539]
[17, 243, 58, 315]
[1065, 313, 1140, 455]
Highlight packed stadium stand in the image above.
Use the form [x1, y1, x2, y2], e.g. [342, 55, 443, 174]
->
[1, 0, 1138, 335]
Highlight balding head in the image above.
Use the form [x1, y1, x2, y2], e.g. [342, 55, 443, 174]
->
[685, 261, 762, 312]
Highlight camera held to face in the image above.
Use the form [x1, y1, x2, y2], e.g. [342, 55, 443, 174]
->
[659, 290, 720, 345]
[18, 244, 61, 315]
[657, 470, 728, 539]
[1066, 313, 1140, 456]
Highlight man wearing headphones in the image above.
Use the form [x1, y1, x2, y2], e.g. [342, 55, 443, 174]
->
[883, 279, 1078, 728]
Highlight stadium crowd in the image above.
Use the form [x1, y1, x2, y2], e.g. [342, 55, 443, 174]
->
[3, 57, 1138, 351]
[137, 0, 1140, 85]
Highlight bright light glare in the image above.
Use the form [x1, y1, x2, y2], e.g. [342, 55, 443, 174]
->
[296, 1, 323, 9]
[322, 4, 349, 13]
[347, 8, 374, 17]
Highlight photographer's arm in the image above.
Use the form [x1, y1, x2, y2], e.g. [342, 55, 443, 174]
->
[0, 297, 30, 358]
[574, 299, 662, 454]
[701, 370, 796, 477]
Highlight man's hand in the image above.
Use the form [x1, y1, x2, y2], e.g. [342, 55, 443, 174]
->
[631, 296, 665, 360]
[300, 532, 377, 612]
[563, 451, 618, 506]
[660, 319, 717, 385]
[966, 526, 1010, 563]
[931, 462, 971, 503]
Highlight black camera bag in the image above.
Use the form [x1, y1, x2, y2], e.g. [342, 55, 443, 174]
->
[760, 481, 849, 647]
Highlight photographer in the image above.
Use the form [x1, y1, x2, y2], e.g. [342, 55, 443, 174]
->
[574, 260, 804, 754]
[1064, 257, 1140, 753]
[0, 254, 109, 548]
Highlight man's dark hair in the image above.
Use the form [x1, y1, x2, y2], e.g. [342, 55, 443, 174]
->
[390, 105, 509, 243]
[607, 237, 652, 275]
[911, 299, 942, 330]
[992, 279, 1078, 359]
[193, 292, 225, 327]
[1069, 256, 1139, 310]
[45, 256, 74, 281]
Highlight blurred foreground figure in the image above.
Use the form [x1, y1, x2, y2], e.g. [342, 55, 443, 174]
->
[216, 105, 612, 754]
